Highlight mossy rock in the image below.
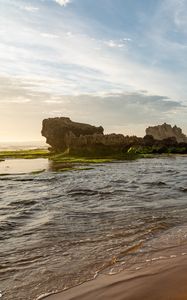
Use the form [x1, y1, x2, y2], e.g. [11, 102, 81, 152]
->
[0, 149, 50, 159]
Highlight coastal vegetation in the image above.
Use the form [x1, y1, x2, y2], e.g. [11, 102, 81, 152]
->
[0, 149, 49, 159]
[0, 147, 186, 166]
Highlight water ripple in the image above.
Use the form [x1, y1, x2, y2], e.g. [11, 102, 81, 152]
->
[0, 156, 187, 300]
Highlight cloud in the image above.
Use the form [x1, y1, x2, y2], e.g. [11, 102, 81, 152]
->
[0, 76, 49, 103]
[162, 0, 187, 30]
[1, 0, 187, 103]
[1, 1, 187, 103]
[1, 0, 187, 142]
[45, 99, 62, 103]
[1, 98, 31, 103]
[0, 76, 186, 141]
[122, 38, 132, 42]
[42, 91, 186, 132]
[54, 0, 71, 7]
[21, 6, 39, 12]
[40, 33, 59, 39]
[104, 38, 131, 48]
[66, 31, 74, 38]
[104, 40, 124, 48]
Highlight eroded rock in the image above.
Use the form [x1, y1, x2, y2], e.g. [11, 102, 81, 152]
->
[146, 123, 187, 143]
[42, 117, 187, 155]
[41, 117, 104, 152]
[41, 117, 139, 154]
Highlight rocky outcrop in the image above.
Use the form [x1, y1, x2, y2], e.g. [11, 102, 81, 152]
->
[146, 123, 187, 143]
[41, 117, 104, 152]
[42, 117, 144, 154]
[67, 134, 144, 155]
[42, 117, 187, 155]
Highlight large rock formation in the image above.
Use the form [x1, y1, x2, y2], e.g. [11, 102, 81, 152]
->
[146, 123, 187, 143]
[42, 117, 144, 154]
[42, 117, 104, 152]
[42, 117, 187, 155]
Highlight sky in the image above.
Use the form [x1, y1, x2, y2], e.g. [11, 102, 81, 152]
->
[0, 0, 187, 142]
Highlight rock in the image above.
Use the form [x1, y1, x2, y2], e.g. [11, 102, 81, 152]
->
[41, 117, 104, 152]
[143, 135, 155, 146]
[41, 117, 139, 154]
[146, 123, 187, 143]
[68, 133, 127, 155]
[41, 117, 187, 155]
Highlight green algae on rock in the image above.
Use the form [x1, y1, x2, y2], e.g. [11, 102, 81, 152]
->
[0, 149, 49, 159]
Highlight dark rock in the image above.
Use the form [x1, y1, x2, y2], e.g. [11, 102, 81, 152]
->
[143, 135, 155, 146]
[41, 117, 144, 155]
[41, 117, 187, 155]
[41, 117, 104, 152]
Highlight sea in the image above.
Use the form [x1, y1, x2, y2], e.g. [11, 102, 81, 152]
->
[0, 143, 187, 300]
[0, 141, 47, 151]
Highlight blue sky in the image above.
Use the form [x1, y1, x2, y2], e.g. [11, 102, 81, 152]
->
[0, 0, 187, 141]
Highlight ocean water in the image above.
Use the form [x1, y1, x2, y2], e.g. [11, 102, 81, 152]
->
[0, 141, 47, 151]
[0, 156, 187, 300]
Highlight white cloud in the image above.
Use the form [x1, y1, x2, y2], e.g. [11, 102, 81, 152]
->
[0, 76, 186, 141]
[104, 40, 124, 48]
[45, 99, 62, 104]
[0, 98, 31, 104]
[66, 31, 74, 38]
[1, 0, 187, 103]
[21, 6, 39, 12]
[40, 33, 59, 39]
[103, 37, 132, 49]
[122, 38, 132, 42]
[39, 92, 187, 136]
[54, 0, 71, 7]
[1, 0, 187, 141]
[162, 0, 187, 30]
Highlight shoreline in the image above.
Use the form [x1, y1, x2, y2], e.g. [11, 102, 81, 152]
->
[43, 249, 187, 300]
[1, 153, 187, 175]
[0, 148, 187, 161]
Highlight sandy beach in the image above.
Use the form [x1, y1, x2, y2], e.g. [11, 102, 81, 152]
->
[44, 250, 187, 300]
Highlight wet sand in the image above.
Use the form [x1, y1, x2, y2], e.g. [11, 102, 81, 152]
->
[44, 253, 187, 300]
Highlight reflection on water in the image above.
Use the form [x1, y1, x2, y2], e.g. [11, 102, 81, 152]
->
[0, 159, 49, 174]
[0, 157, 187, 300]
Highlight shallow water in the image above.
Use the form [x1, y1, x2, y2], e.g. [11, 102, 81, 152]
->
[0, 157, 187, 300]
[0, 158, 49, 174]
